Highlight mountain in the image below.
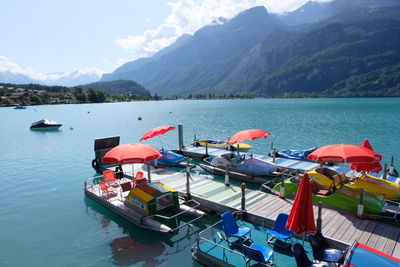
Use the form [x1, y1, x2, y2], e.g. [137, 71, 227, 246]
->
[44, 71, 101, 87]
[81, 80, 150, 95]
[0, 70, 101, 87]
[101, 6, 284, 95]
[0, 71, 38, 84]
[102, 0, 400, 97]
[281, 0, 399, 26]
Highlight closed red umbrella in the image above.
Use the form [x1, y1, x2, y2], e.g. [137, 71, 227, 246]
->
[286, 173, 316, 235]
[139, 126, 176, 142]
[226, 129, 270, 144]
[103, 144, 162, 164]
[350, 139, 382, 173]
[307, 144, 382, 163]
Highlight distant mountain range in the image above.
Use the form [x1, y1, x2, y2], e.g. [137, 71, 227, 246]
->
[102, 0, 400, 97]
[0, 70, 101, 87]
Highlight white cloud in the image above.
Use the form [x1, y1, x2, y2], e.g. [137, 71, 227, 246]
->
[115, 0, 329, 62]
[0, 56, 103, 81]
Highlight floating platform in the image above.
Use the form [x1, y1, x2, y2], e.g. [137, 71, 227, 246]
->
[122, 164, 400, 257]
[192, 217, 314, 266]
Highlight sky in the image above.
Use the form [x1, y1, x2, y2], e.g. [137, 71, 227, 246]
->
[0, 0, 331, 80]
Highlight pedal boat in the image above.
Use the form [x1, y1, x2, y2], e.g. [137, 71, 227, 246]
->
[84, 175, 205, 233]
[192, 139, 252, 152]
[273, 168, 400, 217]
[308, 167, 400, 201]
[199, 152, 278, 183]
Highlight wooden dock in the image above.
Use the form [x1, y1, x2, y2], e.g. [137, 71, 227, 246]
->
[133, 165, 400, 257]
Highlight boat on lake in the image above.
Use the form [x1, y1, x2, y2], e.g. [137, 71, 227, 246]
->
[273, 169, 400, 218]
[14, 105, 27, 109]
[30, 119, 62, 130]
[192, 139, 252, 152]
[84, 173, 205, 233]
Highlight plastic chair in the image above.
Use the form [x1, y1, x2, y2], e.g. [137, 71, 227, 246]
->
[102, 170, 120, 184]
[243, 243, 273, 266]
[220, 211, 251, 243]
[308, 233, 345, 264]
[267, 213, 293, 246]
[135, 171, 144, 179]
[99, 181, 117, 198]
[292, 243, 329, 267]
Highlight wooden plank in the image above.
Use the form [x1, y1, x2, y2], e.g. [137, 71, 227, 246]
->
[392, 229, 400, 258]
[247, 195, 277, 212]
[346, 219, 370, 243]
[366, 223, 387, 249]
[382, 227, 400, 255]
[252, 196, 283, 213]
[251, 198, 282, 215]
[358, 220, 378, 244]
[332, 216, 353, 240]
[340, 217, 364, 244]
[325, 214, 347, 237]
[322, 210, 344, 236]
[374, 224, 397, 252]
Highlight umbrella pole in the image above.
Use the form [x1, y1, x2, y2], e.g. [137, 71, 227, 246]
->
[317, 202, 322, 234]
[147, 162, 151, 183]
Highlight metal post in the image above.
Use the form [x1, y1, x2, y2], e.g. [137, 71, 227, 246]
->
[205, 142, 208, 156]
[272, 148, 276, 163]
[147, 162, 151, 183]
[186, 167, 191, 199]
[225, 166, 229, 186]
[279, 179, 285, 198]
[178, 123, 183, 151]
[241, 183, 246, 211]
[357, 189, 364, 217]
[317, 202, 322, 234]
[383, 163, 387, 180]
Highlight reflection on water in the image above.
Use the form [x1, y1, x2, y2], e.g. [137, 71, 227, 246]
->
[84, 197, 214, 267]
[110, 236, 165, 267]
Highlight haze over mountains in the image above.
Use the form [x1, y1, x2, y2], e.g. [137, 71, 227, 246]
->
[102, 0, 400, 97]
[0, 69, 101, 87]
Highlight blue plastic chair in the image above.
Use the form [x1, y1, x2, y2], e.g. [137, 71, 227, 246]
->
[267, 213, 293, 246]
[309, 234, 345, 264]
[292, 243, 329, 267]
[243, 243, 273, 266]
[220, 211, 251, 243]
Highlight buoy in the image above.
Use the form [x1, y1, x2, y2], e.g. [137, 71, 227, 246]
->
[70, 127, 74, 130]
[87, 111, 90, 114]
[138, 116, 142, 120]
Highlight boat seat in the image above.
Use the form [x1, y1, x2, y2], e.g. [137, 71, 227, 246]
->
[120, 182, 132, 192]
[316, 189, 330, 196]
[135, 177, 147, 187]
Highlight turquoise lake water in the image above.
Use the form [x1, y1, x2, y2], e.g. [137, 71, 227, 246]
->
[1, 98, 400, 266]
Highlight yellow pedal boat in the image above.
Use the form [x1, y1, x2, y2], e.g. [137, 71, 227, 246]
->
[191, 139, 252, 152]
[308, 167, 400, 200]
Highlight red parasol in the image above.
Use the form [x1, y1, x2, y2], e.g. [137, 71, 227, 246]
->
[307, 144, 382, 163]
[139, 125, 176, 142]
[103, 144, 162, 165]
[286, 173, 316, 235]
[350, 139, 382, 173]
[226, 129, 270, 144]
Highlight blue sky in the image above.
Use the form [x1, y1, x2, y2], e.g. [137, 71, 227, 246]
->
[0, 0, 327, 80]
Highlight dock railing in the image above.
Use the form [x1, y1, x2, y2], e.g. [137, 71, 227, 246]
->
[147, 198, 205, 233]
[194, 211, 272, 266]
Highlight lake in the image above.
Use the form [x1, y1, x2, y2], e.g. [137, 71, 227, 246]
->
[1, 98, 400, 266]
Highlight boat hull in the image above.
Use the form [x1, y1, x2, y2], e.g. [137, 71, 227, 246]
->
[192, 140, 251, 152]
[273, 179, 386, 215]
